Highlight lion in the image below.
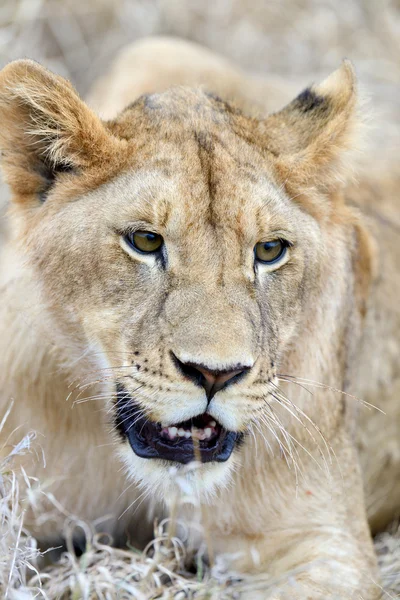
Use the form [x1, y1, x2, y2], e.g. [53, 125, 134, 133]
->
[0, 36, 399, 599]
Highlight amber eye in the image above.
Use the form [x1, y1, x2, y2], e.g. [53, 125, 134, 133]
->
[125, 230, 163, 254]
[254, 239, 287, 264]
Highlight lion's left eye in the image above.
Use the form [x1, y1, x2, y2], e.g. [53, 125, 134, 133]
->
[254, 239, 287, 264]
[125, 230, 163, 254]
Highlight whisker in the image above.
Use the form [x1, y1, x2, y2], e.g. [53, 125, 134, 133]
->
[269, 393, 333, 479]
[72, 393, 120, 406]
[246, 423, 259, 458]
[277, 375, 385, 414]
[136, 417, 150, 436]
[116, 478, 141, 502]
[126, 414, 149, 433]
[95, 442, 117, 449]
[118, 486, 154, 520]
[270, 386, 334, 473]
[261, 406, 304, 481]
[112, 405, 147, 430]
[67, 361, 133, 387]
[69, 363, 140, 387]
[260, 409, 324, 480]
[254, 408, 302, 484]
[73, 384, 145, 411]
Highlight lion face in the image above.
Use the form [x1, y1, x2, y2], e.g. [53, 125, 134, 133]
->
[0, 60, 362, 495]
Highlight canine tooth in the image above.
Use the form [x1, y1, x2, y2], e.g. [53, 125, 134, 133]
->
[204, 427, 212, 438]
[169, 427, 178, 438]
[210, 421, 216, 427]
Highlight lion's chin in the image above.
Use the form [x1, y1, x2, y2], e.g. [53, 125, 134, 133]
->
[117, 443, 240, 503]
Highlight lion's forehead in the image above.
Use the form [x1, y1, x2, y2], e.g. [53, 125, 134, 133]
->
[89, 161, 293, 245]
[112, 88, 270, 174]
[67, 88, 309, 244]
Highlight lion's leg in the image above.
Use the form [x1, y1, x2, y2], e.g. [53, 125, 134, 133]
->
[212, 533, 378, 599]
[357, 378, 400, 534]
[203, 430, 380, 600]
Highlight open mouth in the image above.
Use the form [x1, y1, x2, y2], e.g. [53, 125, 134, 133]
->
[115, 385, 239, 464]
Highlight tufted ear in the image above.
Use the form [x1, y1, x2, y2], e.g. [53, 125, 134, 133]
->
[0, 59, 114, 203]
[261, 61, 359, 191]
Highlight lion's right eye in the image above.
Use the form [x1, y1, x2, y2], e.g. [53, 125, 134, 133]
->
[254, 239, 287, 264]
[124, 231, 163, 254]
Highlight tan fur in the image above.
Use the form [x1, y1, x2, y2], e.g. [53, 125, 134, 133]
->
[1, 37, 399, 598]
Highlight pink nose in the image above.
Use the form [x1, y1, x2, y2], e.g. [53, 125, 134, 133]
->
[173, 355, 251, 400]
[195, 366, 245, 398]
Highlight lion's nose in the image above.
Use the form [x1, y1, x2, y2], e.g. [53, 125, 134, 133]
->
[173, 354, 251, 400]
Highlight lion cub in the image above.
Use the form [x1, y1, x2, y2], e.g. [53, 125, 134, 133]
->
[1, 37, 399, 599]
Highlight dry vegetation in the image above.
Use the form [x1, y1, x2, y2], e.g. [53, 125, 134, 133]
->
[1, 0, 399, 598]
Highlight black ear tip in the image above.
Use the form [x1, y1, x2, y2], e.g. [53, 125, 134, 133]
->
[294, 88, 326, 114]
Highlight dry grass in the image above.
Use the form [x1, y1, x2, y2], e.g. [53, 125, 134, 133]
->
[2, 405, 400, 599]
[0, 0, 400, 598]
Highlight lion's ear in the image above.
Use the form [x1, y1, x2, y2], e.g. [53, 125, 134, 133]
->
[261, 61, 359, 191]
[0, 59, 113, 202]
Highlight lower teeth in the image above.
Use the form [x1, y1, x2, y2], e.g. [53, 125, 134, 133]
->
[161, 426, 216, 441]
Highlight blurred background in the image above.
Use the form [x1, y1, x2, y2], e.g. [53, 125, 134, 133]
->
[0, 0, 399, 93]
[0, 0, 399, 231]
[0, 0, 399, 95]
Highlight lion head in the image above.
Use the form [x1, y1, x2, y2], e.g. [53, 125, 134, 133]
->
[0, 59, 371, 497]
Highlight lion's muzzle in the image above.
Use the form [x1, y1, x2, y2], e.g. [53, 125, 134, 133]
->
[115, 384, 239, 464]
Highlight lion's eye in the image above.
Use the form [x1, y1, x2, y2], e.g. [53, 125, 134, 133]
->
[254, 239, 287, 264]
[125, 231, 163, 254]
